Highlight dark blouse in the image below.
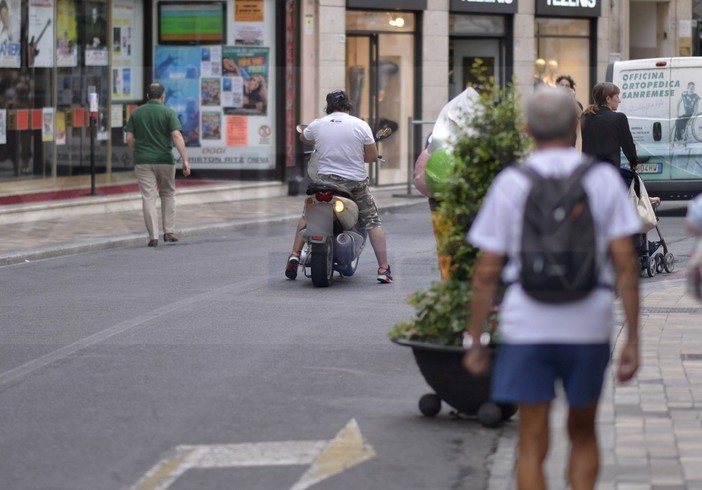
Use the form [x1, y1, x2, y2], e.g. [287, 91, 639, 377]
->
[580, 107, 638, 167]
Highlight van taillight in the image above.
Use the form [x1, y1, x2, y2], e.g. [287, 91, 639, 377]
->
[653, 122, 662, 141]
[655, 61, 667, 67]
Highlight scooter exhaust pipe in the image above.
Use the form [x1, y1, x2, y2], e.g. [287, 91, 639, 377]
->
[336, 233, 355, 263]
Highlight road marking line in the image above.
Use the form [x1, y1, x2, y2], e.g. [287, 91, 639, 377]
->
[130, 419, 375, 490]
[291, 419, 376, 490]
[0, 280, 260, 389]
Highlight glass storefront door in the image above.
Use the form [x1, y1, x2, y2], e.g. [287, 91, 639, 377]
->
[346, 11, 415, 186]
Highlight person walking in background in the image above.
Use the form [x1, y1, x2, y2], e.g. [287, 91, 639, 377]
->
[581, 82, 639, 170]
[125, 82, 190, 247]
[464, 86, 641, 490]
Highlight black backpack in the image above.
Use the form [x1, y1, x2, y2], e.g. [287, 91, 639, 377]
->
[517, 159, 602, 303]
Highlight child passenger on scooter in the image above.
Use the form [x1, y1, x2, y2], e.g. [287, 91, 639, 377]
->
[284, 90, 393, 284]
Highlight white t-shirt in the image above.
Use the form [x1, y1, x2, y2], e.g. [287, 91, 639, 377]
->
[467, 147, 641, 344]
[303, 112, 375, 181]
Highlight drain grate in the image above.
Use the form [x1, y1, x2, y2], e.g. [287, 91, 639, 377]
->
[641, 307, 702, 314]
[681, 353, 702, 361]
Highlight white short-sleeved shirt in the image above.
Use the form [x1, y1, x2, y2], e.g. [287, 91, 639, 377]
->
[467, 147, 641, 344]
[303, 112, 375, 181]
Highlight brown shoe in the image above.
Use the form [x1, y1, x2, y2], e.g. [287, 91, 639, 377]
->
[148, 239, 158, 247]
[164, 233, 179, 243]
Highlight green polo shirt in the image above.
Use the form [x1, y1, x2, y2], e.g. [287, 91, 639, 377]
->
[124, 100, 182, 165]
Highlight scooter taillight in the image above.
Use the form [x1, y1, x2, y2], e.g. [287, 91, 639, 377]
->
[315, 192, 333, 202]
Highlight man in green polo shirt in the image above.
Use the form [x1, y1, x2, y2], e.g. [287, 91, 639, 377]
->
[125, 82, 190, 247]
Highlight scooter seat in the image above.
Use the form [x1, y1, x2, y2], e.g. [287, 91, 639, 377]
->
[306, 181, 354, 200]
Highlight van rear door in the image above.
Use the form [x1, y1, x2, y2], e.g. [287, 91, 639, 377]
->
[615, 58, 673, 183]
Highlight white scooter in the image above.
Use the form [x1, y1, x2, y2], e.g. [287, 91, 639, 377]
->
[296, 125, 392, 287]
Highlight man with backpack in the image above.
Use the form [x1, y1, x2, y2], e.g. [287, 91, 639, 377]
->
[463, 86, 641, 490]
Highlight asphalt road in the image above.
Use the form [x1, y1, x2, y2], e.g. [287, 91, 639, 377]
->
[0, 203, 502, 490]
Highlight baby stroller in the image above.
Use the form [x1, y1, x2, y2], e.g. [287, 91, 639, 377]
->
[620, 168, 676, 277]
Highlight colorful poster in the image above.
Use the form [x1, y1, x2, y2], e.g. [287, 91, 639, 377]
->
[233, 25, 264, 46]
[221, 76, 243, 108]
[221, 46, 269, 116]
[41, 107, 54, 142]
[112, 0, 141, 99]
[28, 0, 55, 68]
[112, 67, 131, 95]
[0, 0, 21, 68]
[155, 45, 202, 146]
[56, 0, 78, 67]
[55, 111, 66, 145]
[85, 0, 108, 66]
[0, 109, 6, 145]
[200, 46, 221, 77]
[226, 116, 248, 146]
[110, 104, 123, 128]
[201, 78, 221, 106]
[235, 0, 264, 22]
[202, 111, 222, 140]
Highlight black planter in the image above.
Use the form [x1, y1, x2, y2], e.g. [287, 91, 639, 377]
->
[393, 338, 517, 427]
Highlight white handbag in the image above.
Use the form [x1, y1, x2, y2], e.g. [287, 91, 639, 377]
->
[628, 174, 657, 233]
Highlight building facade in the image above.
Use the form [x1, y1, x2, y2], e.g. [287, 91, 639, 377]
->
[0, 0, 693, 192]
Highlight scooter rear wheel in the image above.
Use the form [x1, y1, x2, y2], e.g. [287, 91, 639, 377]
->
[310, 240, 334, 287]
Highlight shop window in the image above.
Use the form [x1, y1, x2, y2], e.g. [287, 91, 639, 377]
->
[534, 18, 590, 107]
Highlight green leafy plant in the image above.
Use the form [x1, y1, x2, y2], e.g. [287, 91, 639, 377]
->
[389, 69, 530, 346]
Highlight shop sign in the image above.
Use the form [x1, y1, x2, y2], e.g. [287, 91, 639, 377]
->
[450, 0, 517, 14]
[535, 0, 600, 17]
[347, 0, 427, 10]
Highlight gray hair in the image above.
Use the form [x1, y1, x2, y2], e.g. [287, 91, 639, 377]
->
[526, 86, 579, 142]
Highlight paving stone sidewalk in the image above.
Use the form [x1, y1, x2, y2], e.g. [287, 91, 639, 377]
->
[488, 278, 702, 490]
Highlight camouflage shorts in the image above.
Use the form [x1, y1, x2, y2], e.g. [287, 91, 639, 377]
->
[318, 174, 381, 228]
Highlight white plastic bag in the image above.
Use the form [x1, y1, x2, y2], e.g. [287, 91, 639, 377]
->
[427, 87, 481, 154]
[628, 174, 657, 233]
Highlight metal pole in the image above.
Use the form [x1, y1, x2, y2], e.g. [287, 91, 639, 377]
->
[406, 116, 413, 196]
[89, 114, 97, 196]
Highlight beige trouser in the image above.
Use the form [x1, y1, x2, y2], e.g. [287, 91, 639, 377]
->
[134, 164, 176, 240]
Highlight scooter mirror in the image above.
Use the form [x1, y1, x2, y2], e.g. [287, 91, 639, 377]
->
[375, 127, 392, 141]
[296, 124, 308, 134]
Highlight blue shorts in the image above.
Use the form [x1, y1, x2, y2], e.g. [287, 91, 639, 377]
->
[491, 343, 611, 408]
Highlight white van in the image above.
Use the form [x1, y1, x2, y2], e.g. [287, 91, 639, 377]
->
[607, 57, 702, 199]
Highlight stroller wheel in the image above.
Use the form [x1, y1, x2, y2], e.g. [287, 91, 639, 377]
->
[655, 253, 665, 273]
[664, 252, 676, 273]
[646, 256, 657, 278]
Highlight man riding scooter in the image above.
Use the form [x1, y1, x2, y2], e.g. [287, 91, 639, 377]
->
[284, 90, 393, 284]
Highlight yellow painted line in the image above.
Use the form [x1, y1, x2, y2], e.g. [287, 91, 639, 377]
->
[131, 447, 196, 490]
[290, 419, 376, 490]
[129, 419, 375, 490]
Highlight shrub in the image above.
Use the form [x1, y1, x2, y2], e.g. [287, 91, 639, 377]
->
[389, 71, 530, 346]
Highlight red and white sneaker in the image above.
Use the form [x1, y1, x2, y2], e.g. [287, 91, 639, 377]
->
[285, 254, 300, 280]
[377, 265, 393, 284]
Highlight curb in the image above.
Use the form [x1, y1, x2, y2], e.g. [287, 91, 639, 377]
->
[0, 196, 426, 267]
